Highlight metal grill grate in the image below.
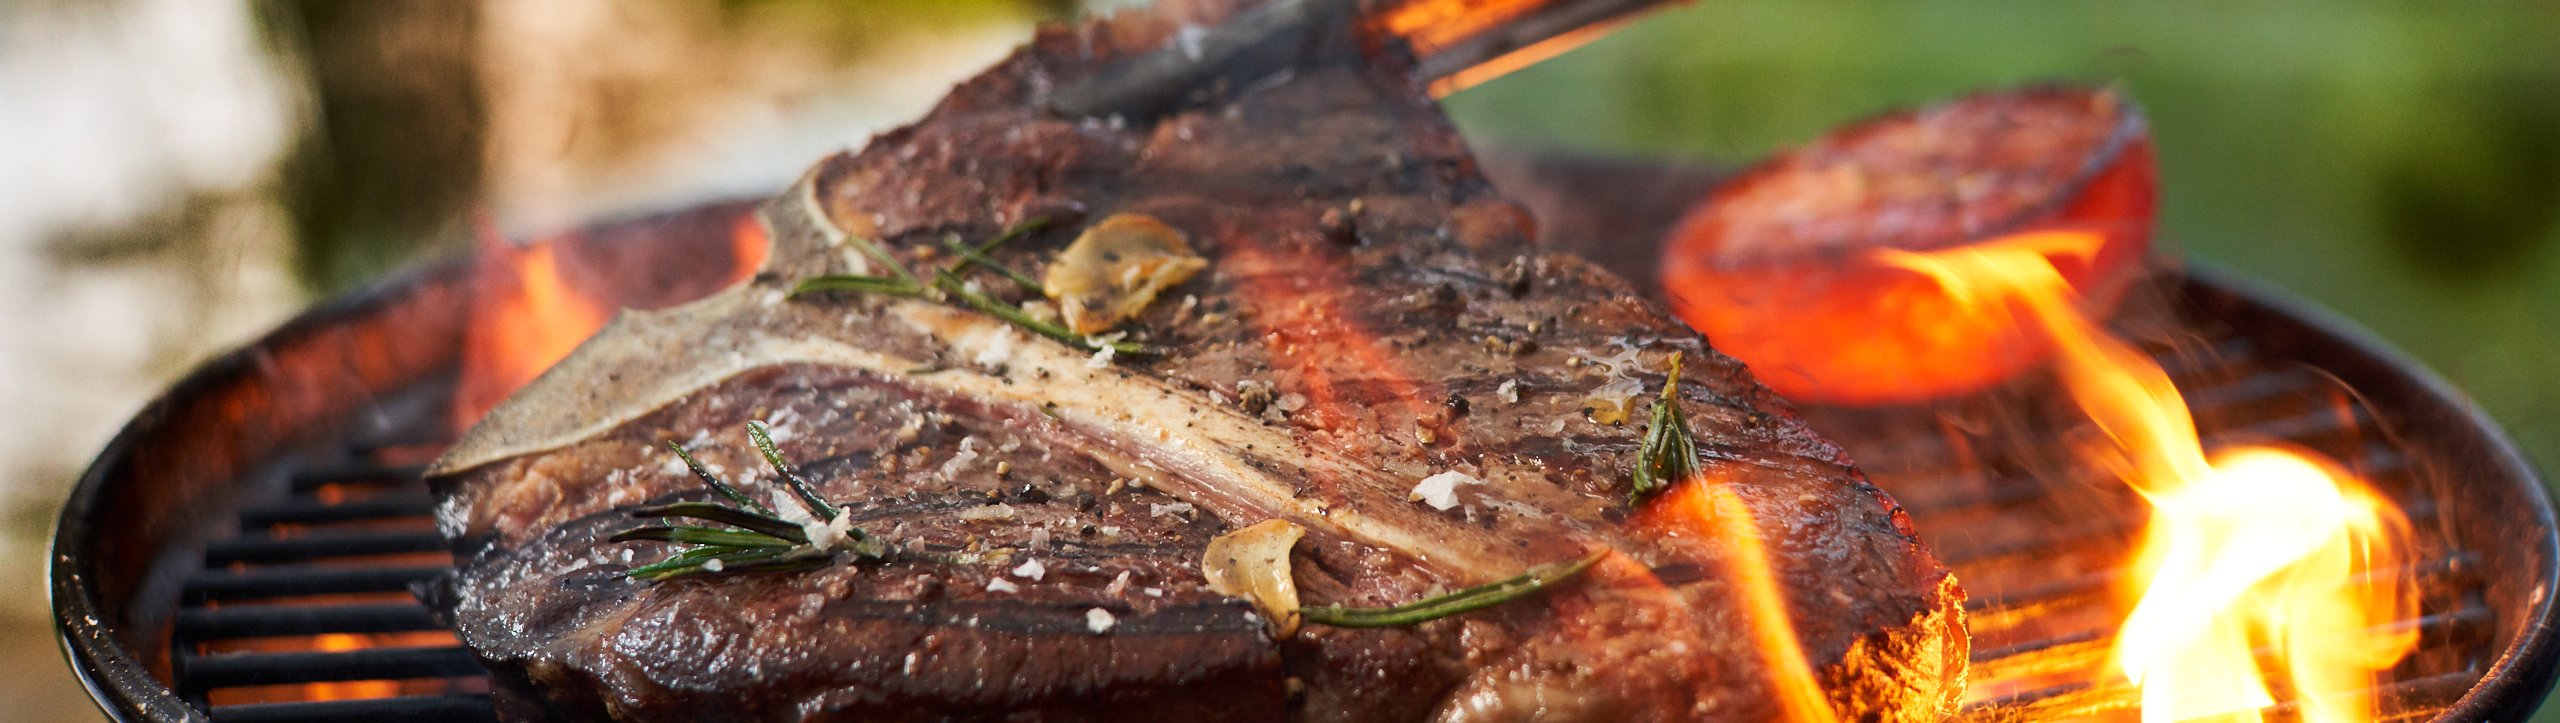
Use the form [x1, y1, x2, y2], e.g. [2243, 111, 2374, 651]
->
[167, 382, 494, 723]
[157, 318, 2495, 722]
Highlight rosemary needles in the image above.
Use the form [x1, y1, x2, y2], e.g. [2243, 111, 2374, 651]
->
[614, 421, 889, 581]
[790, 217, 1148, 358]
[1629, 352, 1700, 504]
[1299, 550, 1608, 628]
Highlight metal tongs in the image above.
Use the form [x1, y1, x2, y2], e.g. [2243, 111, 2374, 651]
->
[1048, 0, 1684, 119]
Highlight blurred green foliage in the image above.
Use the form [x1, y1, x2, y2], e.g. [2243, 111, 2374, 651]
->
[264, 0, 1070, 295]
[1445, 0, 2560, 497]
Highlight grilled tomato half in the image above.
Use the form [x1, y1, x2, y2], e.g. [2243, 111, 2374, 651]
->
[1661, 85, 2156, 405]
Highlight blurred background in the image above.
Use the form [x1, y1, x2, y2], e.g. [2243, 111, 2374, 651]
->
[1, 1, 2553, 719]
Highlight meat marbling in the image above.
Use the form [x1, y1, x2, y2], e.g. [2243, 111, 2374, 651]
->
[429, 4, 1967, 721]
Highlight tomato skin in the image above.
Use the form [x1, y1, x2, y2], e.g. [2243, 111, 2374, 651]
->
[1660, 87, 2156, 406]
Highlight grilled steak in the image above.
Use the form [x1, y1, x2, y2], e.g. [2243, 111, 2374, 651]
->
[430, 4, 1966, 721]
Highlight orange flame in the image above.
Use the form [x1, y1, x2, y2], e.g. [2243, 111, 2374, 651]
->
[452, 211, 769, 430]
[1642, 481, 1844, 722]
[1878, 231, 2417, 722]
[1376, 0, 1548, 50]
[453, 230, 611, 429]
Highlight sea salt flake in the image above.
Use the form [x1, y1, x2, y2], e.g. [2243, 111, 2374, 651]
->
[802, 512, 854, 552]
[1012, 558, 1047, 581]
[957, 503, 1018, 521]
[762, 408, 803, 442]
[1149, 502, 1196, 519]
[938, 436, 984, 480]
[1175, 24, 1208, 61]
[1086, 608, 1117, 634]
[986, 578, 1021, 593]
[968, 324, 1020, 367]
[1410, 470, 1483, 511]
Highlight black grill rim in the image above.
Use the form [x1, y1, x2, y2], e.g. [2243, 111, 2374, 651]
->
[47, 200, 2560, 721]
[51, 256, 473, 723]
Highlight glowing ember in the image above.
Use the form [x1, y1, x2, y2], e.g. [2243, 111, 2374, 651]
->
[303, 634, 399, 701]
[1878, 231, 2417, 722]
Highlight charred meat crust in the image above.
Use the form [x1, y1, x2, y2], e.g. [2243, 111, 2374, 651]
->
[446, 364, 1304, 721]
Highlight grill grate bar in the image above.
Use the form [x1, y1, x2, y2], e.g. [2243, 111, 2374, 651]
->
[1898, 442, 2408, 519]
[183, 565, 449, 604]
[1935, 518, 2138, 568]
[348, 431, 459, 456]
[240, 492, 438, 528]
[1959, 587, 2495, 717]
[206, 694, 498, 723]
[179, 646, 484, 689]
[176, 603, 445, 640]
[204, 530, 446, 566]
[290, 463, 431, 492]
[2176, 366, 2325, 410]
[1966, 551, 2481, 634]
[1963, 666, 2482, 723]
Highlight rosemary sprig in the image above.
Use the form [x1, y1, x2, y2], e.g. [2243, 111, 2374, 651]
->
[615, 525, 800, 548]
[747, 420, 839, 520]
[792, 225, 937, 297]
[941, 235, 1044, 295]
[943, 216, 1050, 287]
[668, 441, 773, 516]
[787, 218, 1149, 360]
[613, 423, 889, 581]
[628, 502, 804, 541]
[847, 231, 922, 289]
[792, 274, 923, 298]
[933, 269, 1149, 357]
[1629, 352, 1700, 504]
[624, 545, 831, 580]
[1300, 550, 1607, 628]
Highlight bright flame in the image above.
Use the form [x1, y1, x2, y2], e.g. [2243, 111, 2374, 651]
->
[453, 232, 610, 429]
[1377, 0, 1548, 50]
[1878, 231, 2417, 723]
[1370, 0, 1647, 96]
[451, 211, 768, 430]
[1641, 481, 1842, 723]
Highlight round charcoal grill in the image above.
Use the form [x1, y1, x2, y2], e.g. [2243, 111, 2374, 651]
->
[50, 179, 2560, 720]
